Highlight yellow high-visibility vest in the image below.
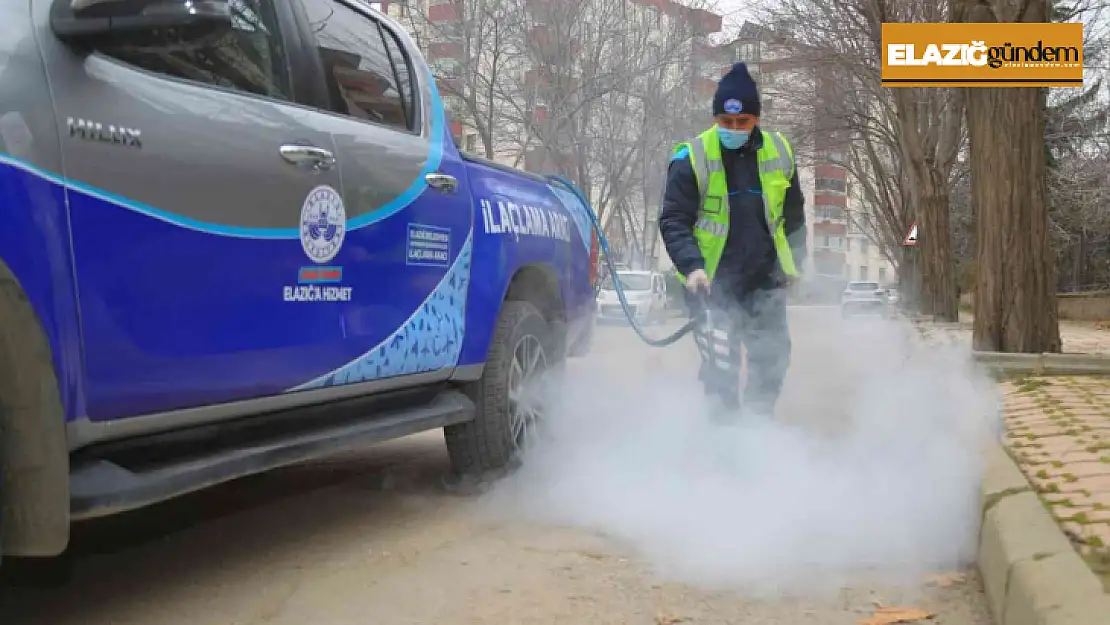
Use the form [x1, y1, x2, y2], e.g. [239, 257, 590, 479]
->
[672, 126, 799, 283]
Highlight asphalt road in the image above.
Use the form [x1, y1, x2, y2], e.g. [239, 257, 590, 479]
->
[0, 307, 994, 625]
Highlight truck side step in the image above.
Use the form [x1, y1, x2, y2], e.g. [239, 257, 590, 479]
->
[69, 390, 476, 520]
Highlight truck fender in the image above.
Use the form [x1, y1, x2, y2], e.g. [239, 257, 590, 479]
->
[0, 261, 70, 557]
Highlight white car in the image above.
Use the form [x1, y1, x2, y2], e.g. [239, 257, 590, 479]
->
[597, 270, 668, 325]
[841, 281, 890, 317]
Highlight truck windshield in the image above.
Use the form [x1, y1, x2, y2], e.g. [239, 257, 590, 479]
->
[602, 273, 652, 291]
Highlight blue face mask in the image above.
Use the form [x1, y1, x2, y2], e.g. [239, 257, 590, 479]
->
[718, 127, 750, 150]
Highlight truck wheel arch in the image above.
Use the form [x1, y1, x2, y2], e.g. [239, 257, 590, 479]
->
[0, 260, 70, 558]
[502, 264, 566, 361]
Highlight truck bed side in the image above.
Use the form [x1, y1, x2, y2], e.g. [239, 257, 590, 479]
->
[456, 154, 595, 368]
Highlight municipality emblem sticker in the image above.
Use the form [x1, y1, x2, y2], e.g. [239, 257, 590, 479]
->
[300, 185, 346, 264]
[724, 98, 742, 114]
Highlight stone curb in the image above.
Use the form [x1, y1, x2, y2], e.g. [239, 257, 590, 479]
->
[979, 444, 1110, 625]
[971, 352, 1110, 375]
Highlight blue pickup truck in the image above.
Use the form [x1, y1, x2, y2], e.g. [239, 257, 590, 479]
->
[0, 0, 597, 569]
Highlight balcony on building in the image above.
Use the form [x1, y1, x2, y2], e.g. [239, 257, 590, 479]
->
[812, 248, 847, 278]
[814, 175, 847, 195]
[427, 0, 459, 22]
[814, 191, 846, 207]
[813, 204, 847, 225]
[429, 41, 463, 60]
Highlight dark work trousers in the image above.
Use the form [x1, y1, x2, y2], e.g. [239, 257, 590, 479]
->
[685, 285, 792, 417]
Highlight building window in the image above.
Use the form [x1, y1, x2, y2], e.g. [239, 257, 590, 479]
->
[736, 42, 757, 62]
[861, 239, 869, 254]
[815, 177, 847, 193]
[464, 133, 477, 153]
[819, 235, 843, 250]
[860, 265, 869, 280]
[879, 267, 887, 283]
[815, 205, 844, 220]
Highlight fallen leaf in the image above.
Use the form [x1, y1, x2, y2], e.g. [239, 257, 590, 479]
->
[858, 606, 935, 625]
[655, 613, 690, 625]
[924, 571, 968, 587]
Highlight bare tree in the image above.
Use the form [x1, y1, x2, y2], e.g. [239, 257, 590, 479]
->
[755, 0, 964, 320]
[946, 0, 1108, 299]
[489, 0, 714, 256]
[1045, 0, 1110, 292]
[403, 0, 725, 264]
[401, 0, 525, 159]
[952, 0, 1060, 352]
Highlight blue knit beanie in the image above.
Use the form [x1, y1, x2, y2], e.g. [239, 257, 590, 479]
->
[713, 63, 760, 117]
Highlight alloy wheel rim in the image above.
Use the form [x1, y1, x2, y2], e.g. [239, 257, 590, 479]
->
[507, 334, 547, 454]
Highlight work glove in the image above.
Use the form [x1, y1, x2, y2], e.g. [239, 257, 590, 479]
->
[686, 269, 710, 294]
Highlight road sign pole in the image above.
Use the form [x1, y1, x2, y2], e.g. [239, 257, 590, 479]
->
[903, 222, 919, 315]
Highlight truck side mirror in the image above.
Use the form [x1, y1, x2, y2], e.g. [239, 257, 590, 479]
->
[52, 0, 233, 44]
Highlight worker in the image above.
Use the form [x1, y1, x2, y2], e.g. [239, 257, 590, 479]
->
[658, 62, 807, 418]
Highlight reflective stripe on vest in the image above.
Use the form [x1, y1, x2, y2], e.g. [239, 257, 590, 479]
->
[673, 127, 799, 283]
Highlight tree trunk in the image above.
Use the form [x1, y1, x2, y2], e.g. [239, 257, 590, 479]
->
[900, 247, 922, 314]
[968, 84, 1061, 351]
[957, 0, 1061, 353]
[918, 183, 959, 322]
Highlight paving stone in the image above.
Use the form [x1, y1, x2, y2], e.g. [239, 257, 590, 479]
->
[1085, 510, 1110, 523]
[1049, 506, 1090, 521]
[1002, 373, 1110, 586]
[1041, 492, 1078, 504]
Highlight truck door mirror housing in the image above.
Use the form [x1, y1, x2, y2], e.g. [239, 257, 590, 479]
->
[52, 0, 233, 44]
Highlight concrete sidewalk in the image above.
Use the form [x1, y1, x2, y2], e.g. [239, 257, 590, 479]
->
[912, 314, 1109, 354]
[977, 374, 1110, 625]
[1003, 375, 1110, 586]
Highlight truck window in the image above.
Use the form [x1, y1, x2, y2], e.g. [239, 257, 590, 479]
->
[92, 0, 292, 101]
[379, 25, 418, 131]
[300, 0, 410, 131]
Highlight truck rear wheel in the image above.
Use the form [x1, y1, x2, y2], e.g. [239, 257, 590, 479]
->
[445, 300, 553, 480]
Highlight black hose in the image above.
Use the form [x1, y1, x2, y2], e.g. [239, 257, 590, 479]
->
[545, 175, 704, 347]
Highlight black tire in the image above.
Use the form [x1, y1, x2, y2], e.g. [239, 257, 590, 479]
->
[444, 300, 554, 478]
[1, 551, 73, 587]
[0, 270, 70, 577]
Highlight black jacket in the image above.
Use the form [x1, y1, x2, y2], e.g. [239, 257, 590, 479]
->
[658, 128, 807, 299]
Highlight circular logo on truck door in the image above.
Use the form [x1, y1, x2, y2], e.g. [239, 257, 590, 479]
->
[300, 185, 346, 264]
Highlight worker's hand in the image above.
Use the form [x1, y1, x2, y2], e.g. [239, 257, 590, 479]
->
[686, 269, 710, 294]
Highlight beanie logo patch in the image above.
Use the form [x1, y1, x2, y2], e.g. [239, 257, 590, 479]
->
[723, 98, 742, 114]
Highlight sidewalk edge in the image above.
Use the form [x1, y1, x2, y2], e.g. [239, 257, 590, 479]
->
[979, 444, 1110, 625]
[972, 352, 1110, 375]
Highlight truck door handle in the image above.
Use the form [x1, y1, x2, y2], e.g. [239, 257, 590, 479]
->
[425, 172, 458, 193]
[279, 144, 336, 170]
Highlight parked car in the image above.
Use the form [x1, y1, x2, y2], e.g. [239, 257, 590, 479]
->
[841, 281, 890, 317]
[0, 0, 597, 572]
[597, 270, 668, 325]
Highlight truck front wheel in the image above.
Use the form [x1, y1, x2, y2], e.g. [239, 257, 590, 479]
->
[445, 300, 554, 479]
